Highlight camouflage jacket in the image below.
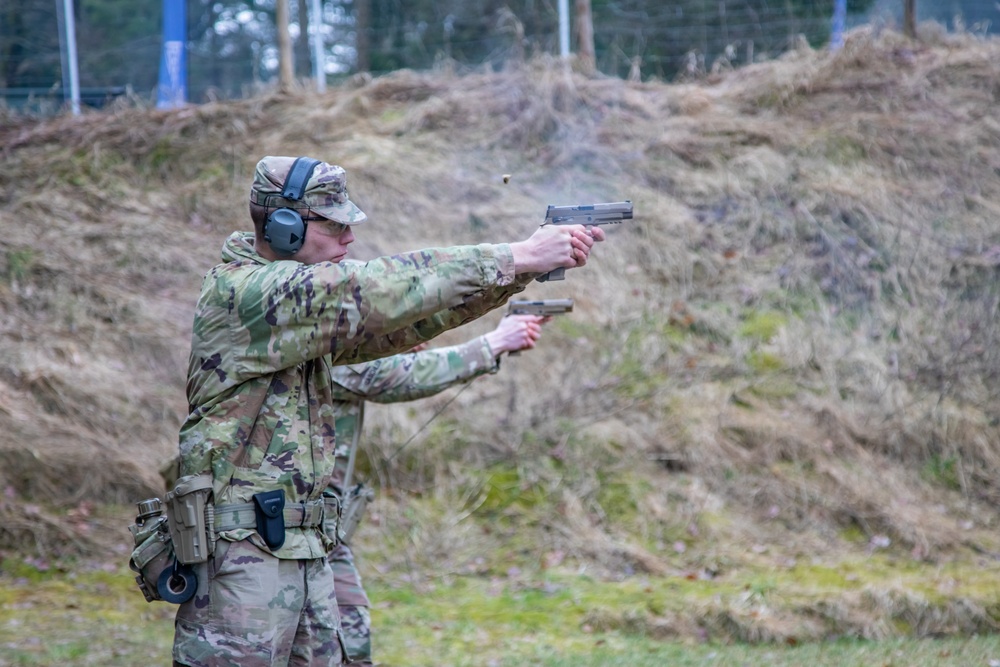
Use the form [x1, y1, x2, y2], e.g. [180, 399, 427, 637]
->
[179, 231, 527, 558]
[328, 336, 501, 493]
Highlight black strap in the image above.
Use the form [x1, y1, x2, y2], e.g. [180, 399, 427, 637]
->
[281, 157, 321, 201]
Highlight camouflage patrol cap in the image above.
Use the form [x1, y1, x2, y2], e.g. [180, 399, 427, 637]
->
[250, 156, 367, 225]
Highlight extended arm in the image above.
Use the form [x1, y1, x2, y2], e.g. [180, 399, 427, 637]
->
[188, 225, 600, 406]
[329, 315, 545, 403]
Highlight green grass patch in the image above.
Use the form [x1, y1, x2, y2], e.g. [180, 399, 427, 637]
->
[495, 635, 1000, 667]
[746, 350, 786, 374]
[921, 455, 962, 491]
[380, 108, 406, 124]
[822, 135, 868, 165]
[367, 558, 1000, 666]
[4, 553, 1000, 666]
[3, 248, 36, 283]
[0, 560, 175, 667]
[595, 475, 644, 518]
[739, 311, 786, 342]
[604, 322, 672, 401]
[144, 137, 177, 171]
[476, 463, 550, 514]
[56, 148, 128, 192]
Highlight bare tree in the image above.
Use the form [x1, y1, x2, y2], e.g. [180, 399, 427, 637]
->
[355, 0, 370, 73]
[295, 0, 310, 77]
[276, 0, 295, 92]
[575, 0, 595, 75]
[903, 0, 916, 38]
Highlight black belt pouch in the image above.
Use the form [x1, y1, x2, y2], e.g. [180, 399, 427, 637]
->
[252, 489, 286, 550]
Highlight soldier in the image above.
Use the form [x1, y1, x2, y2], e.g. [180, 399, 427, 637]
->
[171, 155, 603, 667]
[327, 312, 548, 666]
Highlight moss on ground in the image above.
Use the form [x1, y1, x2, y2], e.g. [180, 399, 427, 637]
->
[3, 547, 1000, 666]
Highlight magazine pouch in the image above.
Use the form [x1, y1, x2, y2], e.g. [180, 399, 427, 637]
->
[253, 489, 286, 550]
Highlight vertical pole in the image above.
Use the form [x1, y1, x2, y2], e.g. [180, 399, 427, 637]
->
[355, 0, 370, 73]
[58, 0, 81, 115]
[558, 0, 570, 58]
[310, 0, 325, 92]
[831, 0, 846, 50]
[574, 0, 594, 74]
[276, 0, 294, 93]
[157, 0, 187, 108]
[903, 0, 916, 38]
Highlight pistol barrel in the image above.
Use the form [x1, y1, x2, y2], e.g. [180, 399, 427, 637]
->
[544, 200, 633, 225]
[507, 298, 574, 316]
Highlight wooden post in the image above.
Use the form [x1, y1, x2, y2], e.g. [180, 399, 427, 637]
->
[574, 0, 595, 75]
[355, 0, 370, 73]
[903, 0, 916, 38]
[276, 0, 295, 93]
[295, 0, 310, 77]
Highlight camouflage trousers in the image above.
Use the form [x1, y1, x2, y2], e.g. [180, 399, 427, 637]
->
[173, 538, 347, 667]
[329, 542, 372, 667]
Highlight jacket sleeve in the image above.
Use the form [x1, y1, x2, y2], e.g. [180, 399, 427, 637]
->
[329, 337, 499, 404]
[188, 244, 528, 405]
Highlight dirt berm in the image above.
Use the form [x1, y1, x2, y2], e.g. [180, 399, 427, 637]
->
[2, 28, 1000, 640]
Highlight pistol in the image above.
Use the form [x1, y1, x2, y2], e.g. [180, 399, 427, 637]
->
[506, 299, 573, 356]
[538, 200, 633, 282]
[507, 298, 574, 317]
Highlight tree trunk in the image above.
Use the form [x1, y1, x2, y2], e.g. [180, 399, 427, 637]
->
[295, 0, 310, 78]
[574, 0, 595, 75]
[355, 0, 371, 73]
[903, 0, 916, 38]
[276, 0, 295, 92]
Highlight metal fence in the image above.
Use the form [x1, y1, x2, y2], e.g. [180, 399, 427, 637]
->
[3, 0, 998, 117]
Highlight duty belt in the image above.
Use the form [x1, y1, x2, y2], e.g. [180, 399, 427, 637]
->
[212, 497, 339, 533]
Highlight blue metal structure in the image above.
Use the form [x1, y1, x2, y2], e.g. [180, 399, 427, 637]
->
[157, 0, 187, 108]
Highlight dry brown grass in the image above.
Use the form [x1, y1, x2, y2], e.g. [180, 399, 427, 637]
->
[1, 27, 999, 598]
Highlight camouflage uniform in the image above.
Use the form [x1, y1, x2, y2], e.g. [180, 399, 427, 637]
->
[326, 337, 502, 665]
[173, 156, 528, 667]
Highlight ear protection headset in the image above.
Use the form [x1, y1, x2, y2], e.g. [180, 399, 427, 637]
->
[263, 157, 322, 256]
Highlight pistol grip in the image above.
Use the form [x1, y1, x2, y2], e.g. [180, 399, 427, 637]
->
[536, 267, 566, 282]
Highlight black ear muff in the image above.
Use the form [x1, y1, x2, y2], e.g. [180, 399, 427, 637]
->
[263, 157, 321, 256]
[264, 208, 306, 256]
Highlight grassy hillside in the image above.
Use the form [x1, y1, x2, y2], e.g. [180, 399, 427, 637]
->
[2, 26, 1000, 646]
